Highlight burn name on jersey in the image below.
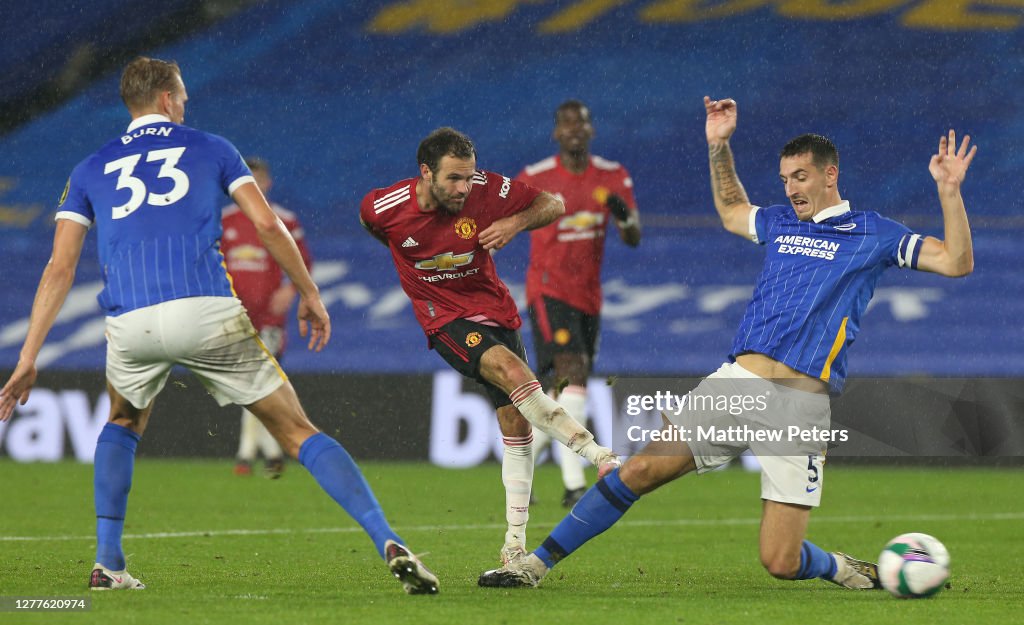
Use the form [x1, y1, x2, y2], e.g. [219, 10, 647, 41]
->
[774, 235, 839, 260]
[121, 126, 173, 144]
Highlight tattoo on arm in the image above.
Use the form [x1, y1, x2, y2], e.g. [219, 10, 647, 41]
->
[708, 143, 748, 207]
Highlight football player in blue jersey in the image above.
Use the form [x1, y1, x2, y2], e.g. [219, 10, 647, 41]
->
[0, 57, 438, 595]
[479, 95, 975, 590]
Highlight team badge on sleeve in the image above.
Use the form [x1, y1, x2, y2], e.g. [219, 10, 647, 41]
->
[58, 178, 70, 206]
[454, 217, 477, 239]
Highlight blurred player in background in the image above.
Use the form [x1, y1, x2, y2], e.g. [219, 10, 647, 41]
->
[360, 127, 620, 566]
[0, 57, 438, 595]
[518, 100, 641, 507]
[480, 96, 975, 589]
[222, 157, 312, 479]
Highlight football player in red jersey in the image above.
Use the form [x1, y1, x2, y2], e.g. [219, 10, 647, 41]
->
[360, 127, 621, 566]
[517, 101, 641, 507]
[222, 158, 312, 478]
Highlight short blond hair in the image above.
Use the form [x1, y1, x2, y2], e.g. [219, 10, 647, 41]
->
[120, 56, 182, 112]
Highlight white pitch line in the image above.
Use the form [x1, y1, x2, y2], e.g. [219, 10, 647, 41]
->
[2, 511, 1023, 543]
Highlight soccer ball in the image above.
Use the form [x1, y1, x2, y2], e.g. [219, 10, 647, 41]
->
[877, 533, 950, 598]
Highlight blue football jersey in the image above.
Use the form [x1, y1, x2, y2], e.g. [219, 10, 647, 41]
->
[56, 114, 253, 315]
[730, 201, 925, 392]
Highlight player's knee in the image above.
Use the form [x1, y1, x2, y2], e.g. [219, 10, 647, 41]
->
[109, 418, 146, 435]
[482, 346, 531, 389]
[106, 385, 148, 428]
[107, 405, 148, 434]
[500, 361, 531, 388]
[761, 554, 800, 580]
[619, 455, 673, 493]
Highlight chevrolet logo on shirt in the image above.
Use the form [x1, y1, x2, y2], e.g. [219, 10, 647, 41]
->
[415, 251, 474, 271]
[559, 211, 604, 231]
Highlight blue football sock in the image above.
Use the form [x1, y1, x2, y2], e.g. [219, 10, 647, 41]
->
[796, 540, 838, 580]
[93, 423, 141, 571]
[298, 433, 401, 558]
[534, 468, 639, 569]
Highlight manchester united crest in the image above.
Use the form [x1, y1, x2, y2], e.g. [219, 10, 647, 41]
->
[466, 332, 483, 347]
[454, 217, 477, 240]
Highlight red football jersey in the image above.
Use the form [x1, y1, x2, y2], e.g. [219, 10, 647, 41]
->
[360, 170, 540, 335]
[221, 202, 312, 331]
[517, 155, 637, 315]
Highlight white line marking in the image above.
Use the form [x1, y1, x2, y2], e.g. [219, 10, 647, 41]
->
[3, 512, 1022, 543]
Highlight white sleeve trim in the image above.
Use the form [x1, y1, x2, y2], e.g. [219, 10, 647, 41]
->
[228, 175, 256, 196]
[748, 206, 762, 244]
[897, 233, 923, 269]
[54, 211, 92, 228]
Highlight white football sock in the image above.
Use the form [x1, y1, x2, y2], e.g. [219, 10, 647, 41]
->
[237, 409, 260, 461]
[531, 428, 551, 460]
[510, 381, 610, 465]
[502, 433, 534, 549]
[555, 385, 588, 491]
[530, 389, 556, 461]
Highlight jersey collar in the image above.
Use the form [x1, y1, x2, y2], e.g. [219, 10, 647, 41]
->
[812, 200, 851, 223]
[127, 114, 172, 132]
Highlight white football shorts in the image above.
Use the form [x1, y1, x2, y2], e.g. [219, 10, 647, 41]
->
[666, 361, 830, 507]
[105, 296, 286, 409]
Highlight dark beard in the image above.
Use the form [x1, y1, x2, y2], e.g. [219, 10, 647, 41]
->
[431, 183, 463, 215]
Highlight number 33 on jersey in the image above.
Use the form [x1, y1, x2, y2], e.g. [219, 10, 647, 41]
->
[55, 113, 254, 316]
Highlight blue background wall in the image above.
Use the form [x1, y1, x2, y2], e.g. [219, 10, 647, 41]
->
[0, 1, 1020, 375]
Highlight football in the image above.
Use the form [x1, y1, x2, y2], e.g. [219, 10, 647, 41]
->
[877, 533, 950, 598]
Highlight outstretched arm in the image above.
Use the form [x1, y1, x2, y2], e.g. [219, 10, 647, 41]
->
[479, 191, 564, 251]
[914, 130, 976, 277]
[233, 182, 330, 351]
[705, 96, 755, 238]
[0, 219, 88, 421]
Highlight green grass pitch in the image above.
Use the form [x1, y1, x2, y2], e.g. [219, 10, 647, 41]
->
[2, 460, 1021, 624]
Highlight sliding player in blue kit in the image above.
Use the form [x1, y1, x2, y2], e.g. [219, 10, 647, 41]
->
[479, 96, 976, 589]
[0, 57, 438, 595]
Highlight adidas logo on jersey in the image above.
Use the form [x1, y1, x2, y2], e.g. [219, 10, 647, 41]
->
[402, 237, 419, 248]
